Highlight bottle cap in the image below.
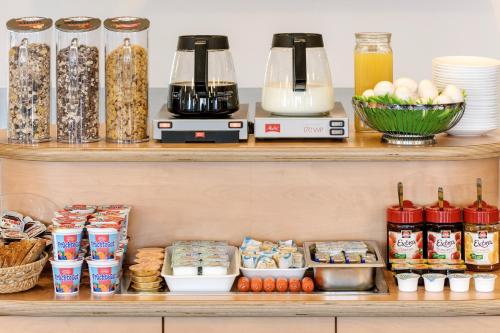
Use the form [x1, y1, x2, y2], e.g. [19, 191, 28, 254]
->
[387, 200, 423, 224]
[463, 201, 499, 225]
[425, 201, 462, 223]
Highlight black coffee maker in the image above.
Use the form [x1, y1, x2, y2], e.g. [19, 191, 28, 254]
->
[168, 35, 239, 117]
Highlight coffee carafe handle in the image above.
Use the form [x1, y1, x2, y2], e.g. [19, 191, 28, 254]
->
[194, 39, 208, 93]
[293, 37, 307, 91]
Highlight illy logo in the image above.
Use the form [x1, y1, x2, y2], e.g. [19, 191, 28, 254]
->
[265, 124, 281, 133]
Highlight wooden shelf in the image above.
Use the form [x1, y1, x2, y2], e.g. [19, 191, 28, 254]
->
[1, 128, 500, 162]
[0, 271, 499, 317]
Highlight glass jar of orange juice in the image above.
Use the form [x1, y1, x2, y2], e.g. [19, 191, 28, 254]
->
[354, 32, 393, 132]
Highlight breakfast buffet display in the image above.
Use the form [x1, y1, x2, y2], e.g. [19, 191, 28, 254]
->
[0, 13, 498, 321]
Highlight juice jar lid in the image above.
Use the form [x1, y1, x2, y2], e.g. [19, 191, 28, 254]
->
[463, 201, 499, 225]
[7, 17, 53, 32]
[387, 200, 423, 224]
[425, 201, 462, 224]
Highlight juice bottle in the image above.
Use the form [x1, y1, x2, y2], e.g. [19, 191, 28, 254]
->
[354, 32, 393, 132]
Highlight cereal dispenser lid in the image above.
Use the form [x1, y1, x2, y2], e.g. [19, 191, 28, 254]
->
[7, 17, 52, 32]
[271, 33, 324, 48]
[56, 17, 101, 32]
[387, 200, 423, 224]
[425, 201, 462, 223]
[104, 17, 150, 32]
[463, 201, 499, 225]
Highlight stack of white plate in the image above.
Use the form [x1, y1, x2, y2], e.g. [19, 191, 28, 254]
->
[432, 56, 500, 136]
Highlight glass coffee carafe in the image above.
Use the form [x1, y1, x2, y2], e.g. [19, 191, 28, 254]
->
[168, 35, 239, 117]
[262, 33, 334, 116]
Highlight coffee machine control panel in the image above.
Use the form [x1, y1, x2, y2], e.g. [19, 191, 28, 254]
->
[254, 102, 348, 139]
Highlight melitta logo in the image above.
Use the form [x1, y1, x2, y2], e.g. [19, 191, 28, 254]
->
[401, 230, 411, 238]
[441, 230, 451, 238]
[95, 234, 110, 242]
[479, 231, 488, 239]
[64, 235, 77, 242]
[265, 124, 281, 133]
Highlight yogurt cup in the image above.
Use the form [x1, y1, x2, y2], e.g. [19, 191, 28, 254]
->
[422, 273, 446, 292]
[448, 273, 471, 292]
[87, 227, 119, 260]
[473, 273, 497, 292]
[64, 204, 96, 214]
[395, 273, 420, 292]
[52, 228, 83, 260]
[50, 259, 83, 295]
[87, 259, 120, 294]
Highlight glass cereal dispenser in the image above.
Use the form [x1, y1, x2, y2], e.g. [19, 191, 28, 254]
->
[7, 17, 52, 144]
[104, 17, 149, 143]
[56, 17, 101, 143]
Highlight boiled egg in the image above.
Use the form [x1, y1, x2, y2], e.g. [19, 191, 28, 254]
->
[374, 81, 395, 96]
[395, 86, 413, 101]
[418, 80, 438, 101]
[362, 89, 375, 97]
[394, 77, 418, 93]
[442, 85, 464, 103]
[433, 94, 452, 105]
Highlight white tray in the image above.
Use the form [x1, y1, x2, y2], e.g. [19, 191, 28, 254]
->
[161, 245, 240, 292]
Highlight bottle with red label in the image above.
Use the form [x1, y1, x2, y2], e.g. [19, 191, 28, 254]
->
[463, 179, 500, 272]
[387, 183, 424, 267]
[425, 188, 463, 261]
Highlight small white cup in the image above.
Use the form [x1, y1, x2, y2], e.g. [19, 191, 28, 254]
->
[423, 273, 446, 292]
[448, 273, 471, 292]
[396, 273, 420, 292]
[473, 273, 497, 293]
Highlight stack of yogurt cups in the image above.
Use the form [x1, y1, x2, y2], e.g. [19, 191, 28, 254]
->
[50, 204, 130, 296]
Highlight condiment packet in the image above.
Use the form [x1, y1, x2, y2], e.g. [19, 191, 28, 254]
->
[25, 221, 47, 238]
[1, 230, 28, 240]
[1, 211, 25, 231]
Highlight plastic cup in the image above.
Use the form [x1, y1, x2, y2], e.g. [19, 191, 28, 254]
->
[52, 228, 83, 260]
[396, 273, 420, 292]
[422, 273, 446, 292]
[87, 227, 119, 260]
[87, 259, 120, 294]
[448, 273, 471, 292]
[473, 273, 497, 292]
[50, 259, 83, 295]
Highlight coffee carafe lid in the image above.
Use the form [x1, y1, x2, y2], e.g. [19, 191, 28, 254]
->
[177, 35, 229, 51]
[271, 33, 324, 48]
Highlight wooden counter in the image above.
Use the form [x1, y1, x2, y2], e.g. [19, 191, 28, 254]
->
[1, 129, 500, 162]
[0, 271, 499, 317]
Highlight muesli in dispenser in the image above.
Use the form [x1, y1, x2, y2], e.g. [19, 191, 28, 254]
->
[7, 17, 52, 144]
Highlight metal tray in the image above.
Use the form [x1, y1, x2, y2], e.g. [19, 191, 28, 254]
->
[304, 240, 385, 291]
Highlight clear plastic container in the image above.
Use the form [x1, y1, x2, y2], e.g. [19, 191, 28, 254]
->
[262, 33, 334, 116]
[168, 35, 239, 117]
[56, 17, 101, 143]
[7, 17, 52, 144]
[104, 17, 149, 143]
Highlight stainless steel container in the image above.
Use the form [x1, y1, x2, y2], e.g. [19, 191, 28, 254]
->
[303, 240, 385, 291]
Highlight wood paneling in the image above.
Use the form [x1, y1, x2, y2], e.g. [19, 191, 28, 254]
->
[0, 317, 162, 333]
[337, 317, 500, 333]
[163, 317, 334, 333]
[1, 158, 496, 259]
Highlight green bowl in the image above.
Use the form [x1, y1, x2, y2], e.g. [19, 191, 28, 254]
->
[352, 98, 466, 145]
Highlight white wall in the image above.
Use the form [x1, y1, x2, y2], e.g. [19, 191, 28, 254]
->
[0, 0, 499, 88]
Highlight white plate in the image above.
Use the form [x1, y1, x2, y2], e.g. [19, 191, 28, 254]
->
[161, 246, 240, 292]
[447, 128, 497, 136]
[433, 56, 500, 68]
